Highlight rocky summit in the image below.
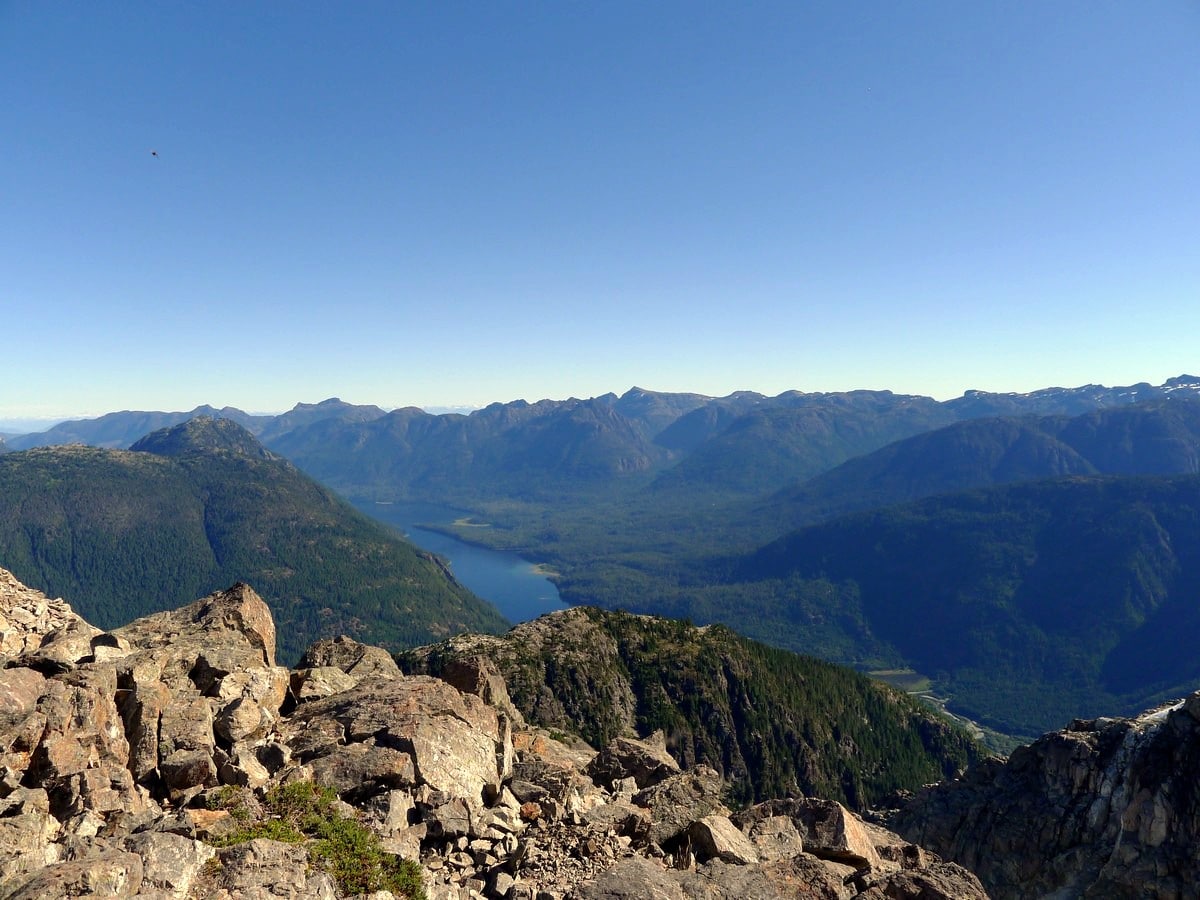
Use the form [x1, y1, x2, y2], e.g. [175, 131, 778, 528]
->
[0, 566, 986, 899]
[894, 697, 1200, 899]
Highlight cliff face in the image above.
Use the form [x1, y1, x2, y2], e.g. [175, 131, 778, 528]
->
[894, 696, 1200, 899]
[0, 566, 985, 899]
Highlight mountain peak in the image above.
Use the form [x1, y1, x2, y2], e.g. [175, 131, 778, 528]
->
[1165, 374, 1200, 388]
[130, 415, 275, 459]
[290, 397, 345, 411]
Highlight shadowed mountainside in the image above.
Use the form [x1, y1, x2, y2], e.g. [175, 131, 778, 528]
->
[734, 474, 1200, 736]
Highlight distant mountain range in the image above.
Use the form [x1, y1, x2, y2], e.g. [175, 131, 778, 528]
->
[11, 377, 1199, 504]
[3, 397, 383, 452]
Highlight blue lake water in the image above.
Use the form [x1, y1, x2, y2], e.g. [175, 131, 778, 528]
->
[356, 500, 563, 624]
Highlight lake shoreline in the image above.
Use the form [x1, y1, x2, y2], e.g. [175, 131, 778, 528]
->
[354, 500, 565, 624]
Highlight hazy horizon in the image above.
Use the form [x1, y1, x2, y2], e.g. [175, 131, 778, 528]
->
[4, 371, 1199, 434]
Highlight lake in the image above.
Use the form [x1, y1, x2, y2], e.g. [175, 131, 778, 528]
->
[356, 500, 563, 624]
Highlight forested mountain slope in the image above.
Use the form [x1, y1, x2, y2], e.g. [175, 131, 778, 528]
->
[400, 606, 983, 809]
[734, 474, 1200, 736]
[0, 419, 505, 661]
[757, 397, 1200, 533]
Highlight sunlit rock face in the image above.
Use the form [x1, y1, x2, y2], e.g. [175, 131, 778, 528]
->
[896, 696, 1200, 899]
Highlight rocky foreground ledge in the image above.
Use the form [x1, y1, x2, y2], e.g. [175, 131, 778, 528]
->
[0, 567, 986, 899]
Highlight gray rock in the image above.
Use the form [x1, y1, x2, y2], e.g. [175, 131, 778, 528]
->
[298, 635, 401, 679]
[205, 838, 337, 899]
[735, 798, 880, 869]
[218, 745, 272, 788]
[574, 856, 686, 899]
[290, 665, 360, 702]
[679, 856, 849, 899]
[425, 796, 474, 838]
[123, 831, 215, 898]
[159, 748, 218, 793]
[0, 788, 58, 883]
[0, 666, 46, 717]
[287, 675, 508, 806]
[854, 862, 989, 899]
[308, 742, 417, 798]
[741, 815, 803, 862]
[158, 696, 215, 756]
[214, 696, 267, 744]
[25, 618, 102, 672]
[115, 582, 278, 668]
[119, 678, 171, 784]
[0, 850, 144, 899]
[438, 654, 526, 728]
[633, 765, 727, 848]
[587, 732, 681, 791]
[688, 815, 759, 865]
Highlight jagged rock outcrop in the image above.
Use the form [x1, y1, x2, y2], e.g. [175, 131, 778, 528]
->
[0, 567, 985, 899]
[894, 696, 1200, 899]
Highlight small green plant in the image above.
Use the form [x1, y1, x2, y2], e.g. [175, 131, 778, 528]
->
[205, 781, 425, 899]
[206, 785, 257, 825]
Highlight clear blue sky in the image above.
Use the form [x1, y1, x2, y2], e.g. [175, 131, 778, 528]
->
[3, 2, 1198, 420]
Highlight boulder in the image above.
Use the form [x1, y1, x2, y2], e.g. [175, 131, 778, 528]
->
[681, 857, 842, 899]
[23, 617, 102, 672]
[287, 675, 509, 806]
[203, 838, 337, 899]
[633, 765, 728, 848]
[298, 634, 401, 679]
[854, 862, 990, 900]
[741, 814, 804, 862]
[214, 696, 268, 744]
[119, 678, 172, 784]
[587, 731, 681, 790]
[437, 654, 526, 727]
[0, 850, 144, 899]
[307, 743, 417, 798]
[289, 665, 360, 702]
[29, 668, 129, 782]
[688, 814, 760, 865]
[736, 798, 880, 869]
[0, 788, 59, 883]
[574, 856, 686, 899]
[159, 749, 218, 793]
[0, 666, 46, 717]
[158, 696, 215, 756]
[123, 831, 216, 898]
[112, 582, 278, 672]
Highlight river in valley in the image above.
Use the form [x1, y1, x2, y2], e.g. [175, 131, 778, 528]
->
[355, 500, 563, 625]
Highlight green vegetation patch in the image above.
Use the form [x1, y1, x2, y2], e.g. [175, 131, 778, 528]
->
[870, 669, 933, 693]
[0, 440, 507, 664]
[207, 781, 425, 899]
